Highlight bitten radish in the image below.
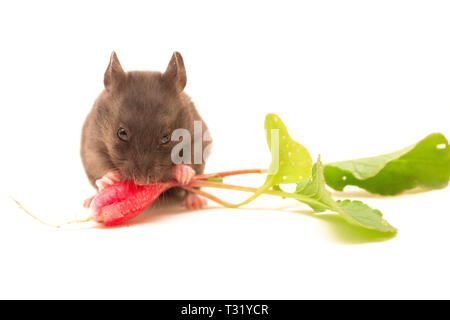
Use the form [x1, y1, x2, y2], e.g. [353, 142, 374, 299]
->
[88, 169, 266, 226]
[90, 180, 178, 226]
[12, 168, 266, 228]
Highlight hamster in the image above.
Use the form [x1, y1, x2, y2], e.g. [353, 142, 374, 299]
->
[81, 52, 211, 209]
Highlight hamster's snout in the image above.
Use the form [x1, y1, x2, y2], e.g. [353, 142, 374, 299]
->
[128, 161, 173, 186]
[134, 176, 151, 186]
[132, 171, 160, 186]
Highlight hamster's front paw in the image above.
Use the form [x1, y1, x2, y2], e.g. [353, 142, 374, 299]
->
[182, 193, 207, 210]
[83, 196, 94, 208]
[95, 170, 121, 191]
[172, 164, 196, 185]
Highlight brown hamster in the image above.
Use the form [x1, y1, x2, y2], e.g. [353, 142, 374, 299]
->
[80, 51, 211, 207]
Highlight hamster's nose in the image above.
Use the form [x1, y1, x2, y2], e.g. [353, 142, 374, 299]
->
[134, 177, 149, 186]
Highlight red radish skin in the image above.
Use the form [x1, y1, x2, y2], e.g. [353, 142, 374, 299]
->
[90, 180, 178, 226]
[87, 168, 266, 226]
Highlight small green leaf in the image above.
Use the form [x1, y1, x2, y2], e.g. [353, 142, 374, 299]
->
[336, 200, 397, 233]
[232, 114, 313, 207]
[265, 114, 313, 185]
[324, 133, 450, 195]
[294, 158, 397, 233]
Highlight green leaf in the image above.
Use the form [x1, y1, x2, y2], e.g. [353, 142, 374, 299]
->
[324, 133, 450, 195]
[232, 114, 313, 207]
[336, 200, 396, 233]
[265, 113, 313, 185]
[294, 158, 397, 233]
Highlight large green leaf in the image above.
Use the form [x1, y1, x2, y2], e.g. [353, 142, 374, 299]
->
[294, 159, 397, 233]
[324, 133, 450, 195]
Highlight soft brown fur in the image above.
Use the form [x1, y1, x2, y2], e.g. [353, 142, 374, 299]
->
[81, 52, 210, 204]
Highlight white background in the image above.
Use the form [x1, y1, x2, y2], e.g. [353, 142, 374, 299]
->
[1, 0, 449, 299]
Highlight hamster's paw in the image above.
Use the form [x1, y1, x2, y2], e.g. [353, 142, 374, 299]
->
[182, 193, 207, 210]
[95, 170, 121, 191]
[172, 164, 196, 185]
[83, 196, 94, 208]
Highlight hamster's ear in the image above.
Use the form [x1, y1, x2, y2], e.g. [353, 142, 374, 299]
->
[104, 51, 125, 91]
[162, 51, 187, 92]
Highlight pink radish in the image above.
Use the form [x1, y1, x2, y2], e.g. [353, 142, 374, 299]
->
[90, 180, 178, 226]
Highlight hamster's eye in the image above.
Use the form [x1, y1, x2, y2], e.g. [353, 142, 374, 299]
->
[117, 127, 128, 142]
[161, 134, 171, 145]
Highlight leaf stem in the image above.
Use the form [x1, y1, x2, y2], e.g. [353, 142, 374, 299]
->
[194, 168, 267, 180]
[182, 186, 236, 207]
[189, 180, 326, 209]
